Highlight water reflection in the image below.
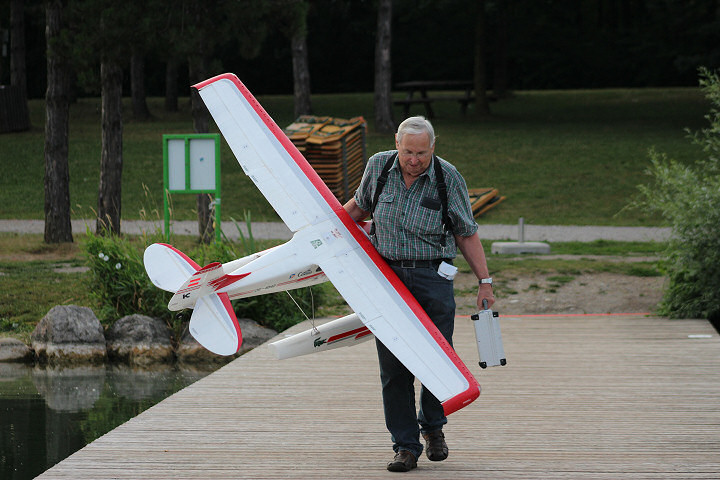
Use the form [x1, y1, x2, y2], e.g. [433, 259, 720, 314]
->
[0, 362, 216, 480]
[32, 365, 105, 412]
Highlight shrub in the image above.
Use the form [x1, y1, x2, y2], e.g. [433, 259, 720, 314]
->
[83, 228, 171, 325]
[632, 68, 720, 323]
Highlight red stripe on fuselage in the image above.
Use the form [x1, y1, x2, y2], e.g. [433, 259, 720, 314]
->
[276, 271, 325, 287]
[355, 329, 373, 340]
[209, 272, 251, 291]
[327, 326, 371, 344]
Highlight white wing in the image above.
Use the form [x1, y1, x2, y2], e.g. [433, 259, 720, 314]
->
[194, 75, 334, 232]
[194, 74, 480, 415]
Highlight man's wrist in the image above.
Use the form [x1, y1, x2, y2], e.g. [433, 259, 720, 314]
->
[478, 277, 493, 285]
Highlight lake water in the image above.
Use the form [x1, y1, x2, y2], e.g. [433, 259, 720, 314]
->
[0, 362, 216, 479]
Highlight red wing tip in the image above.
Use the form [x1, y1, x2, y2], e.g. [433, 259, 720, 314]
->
[192, 73, 240, 91]
[441, 384, 481, 416]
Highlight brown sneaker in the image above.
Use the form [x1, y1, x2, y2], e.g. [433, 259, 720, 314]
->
[422, 430, 448, 461]
[386, 450, 418, 472]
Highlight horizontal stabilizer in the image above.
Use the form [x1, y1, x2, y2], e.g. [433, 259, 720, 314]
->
[189, 293, 242, 356]
[269, 314, 371, 360]
[144, 243, 200, 292]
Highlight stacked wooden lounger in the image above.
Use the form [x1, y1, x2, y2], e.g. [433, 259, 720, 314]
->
[285, 115, 367, 203]
[468, 187, 505, 218]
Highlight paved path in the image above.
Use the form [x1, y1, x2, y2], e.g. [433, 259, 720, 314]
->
[0, 219, 672, 242]
[37, 314, 720, 479]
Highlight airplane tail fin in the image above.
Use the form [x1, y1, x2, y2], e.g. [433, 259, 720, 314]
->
[144, 243, 201, 292]
[143, 243, 242, 356]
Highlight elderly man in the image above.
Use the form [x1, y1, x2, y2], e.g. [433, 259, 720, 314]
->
[344, 116, 494, 472]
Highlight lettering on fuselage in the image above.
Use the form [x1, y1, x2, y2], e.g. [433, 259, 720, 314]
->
[289, 267, 316, 280]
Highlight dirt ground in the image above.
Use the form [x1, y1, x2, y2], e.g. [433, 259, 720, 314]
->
[454, 271, 665, 316]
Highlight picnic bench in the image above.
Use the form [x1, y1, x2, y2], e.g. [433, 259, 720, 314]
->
[394, 80, 475, 118]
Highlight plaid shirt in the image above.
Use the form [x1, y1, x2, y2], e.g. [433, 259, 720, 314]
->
[354, 150, 478, 260]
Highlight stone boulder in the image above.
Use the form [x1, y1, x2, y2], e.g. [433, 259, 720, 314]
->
[105, 314, 174, 366]
[32, 305, 106, 365]
[177, 318, 277, 364]
[0, 337, 33, 363]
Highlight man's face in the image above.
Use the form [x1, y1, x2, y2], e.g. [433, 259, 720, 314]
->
[395, 132, 434, 179]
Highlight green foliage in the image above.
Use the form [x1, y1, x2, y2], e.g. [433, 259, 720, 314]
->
[83, 228, 171, 325]
[632, 68, 720, 321]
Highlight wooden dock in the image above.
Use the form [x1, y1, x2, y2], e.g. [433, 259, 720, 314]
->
[38, 314, 720, 479]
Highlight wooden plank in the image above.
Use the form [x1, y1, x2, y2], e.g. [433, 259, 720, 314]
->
[38, 315, 720, 479]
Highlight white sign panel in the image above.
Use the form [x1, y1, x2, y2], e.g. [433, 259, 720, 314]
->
[167, 139, 186, 190]
[189, 138, 216, 190]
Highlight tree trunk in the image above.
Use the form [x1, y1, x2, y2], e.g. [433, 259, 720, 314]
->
[188, 54, 214, 243]
[131, 50, 151, 120]
[10, 0, 28, 102]
[291, 31, 312, 117]
[493, 0, 510, 98]
[165, 58, 179, 112]
[374, 0, 395, 133]
[473, 0, 490, 116]
[196, 193, 214, 244]
[44, 0, 72, 244]
[96, 60, 124, 235]
[188, 57, 210, 133]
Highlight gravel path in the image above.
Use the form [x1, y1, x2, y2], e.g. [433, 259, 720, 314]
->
[0, 219, 672, 242]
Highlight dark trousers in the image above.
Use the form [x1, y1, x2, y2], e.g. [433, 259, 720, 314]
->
[376, 264, 456, 458]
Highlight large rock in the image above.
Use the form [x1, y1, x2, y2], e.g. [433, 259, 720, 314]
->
[0, 337, 33, 363]
[105, 314, 174, 366]
[236, 318, 279, 352]
[32, 305, 106, 365]
[177, 318, 277, 364]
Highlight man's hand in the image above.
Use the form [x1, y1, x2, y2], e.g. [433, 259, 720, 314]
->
[478, 284, 495, 310]
[343, 198, 369, 222]
[455, 232, 495, 311]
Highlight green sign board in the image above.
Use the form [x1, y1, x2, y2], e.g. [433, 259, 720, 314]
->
[162, 134, 221, 243]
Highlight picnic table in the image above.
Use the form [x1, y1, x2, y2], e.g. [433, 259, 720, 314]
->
[394, 80, 475, 118]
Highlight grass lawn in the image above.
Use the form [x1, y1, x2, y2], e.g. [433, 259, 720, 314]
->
[0, 87, 708, 226]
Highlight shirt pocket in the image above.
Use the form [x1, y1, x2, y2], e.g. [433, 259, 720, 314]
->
[407, 200, 444, 235]
[373, 193, 396, 226]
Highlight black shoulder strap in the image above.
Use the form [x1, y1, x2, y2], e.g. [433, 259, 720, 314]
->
[369, 152, 397, 235]
[433, 154, 454, 245]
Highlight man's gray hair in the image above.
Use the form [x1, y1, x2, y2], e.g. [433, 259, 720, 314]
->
[396, 116, 436, 146]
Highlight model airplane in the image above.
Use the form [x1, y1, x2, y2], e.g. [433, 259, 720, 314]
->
[143, 73, 480, 415]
